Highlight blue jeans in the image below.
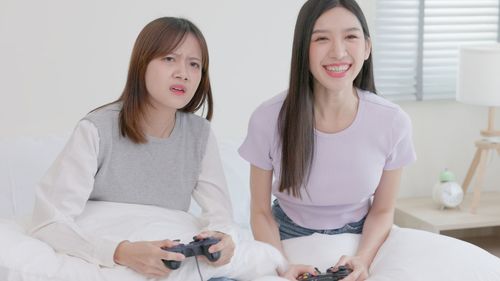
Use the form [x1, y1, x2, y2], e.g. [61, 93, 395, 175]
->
[272, 199, 365, 240]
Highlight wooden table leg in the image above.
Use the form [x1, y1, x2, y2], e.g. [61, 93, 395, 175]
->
[462, 148, 482, 193]
[470, 149, 488, 214]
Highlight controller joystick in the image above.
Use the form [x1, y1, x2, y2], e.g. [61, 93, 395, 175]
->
[297, 266, 352, 281]
[327, 266, 351, 279]
[162, 237, 221, 270]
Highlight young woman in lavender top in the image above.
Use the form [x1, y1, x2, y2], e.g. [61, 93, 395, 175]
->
[30, 17, 235, 281]
[239, 1, 416, 280]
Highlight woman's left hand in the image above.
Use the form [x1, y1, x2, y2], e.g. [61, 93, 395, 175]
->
[194, 230, 235, 267]
[330, 255, 369, 281]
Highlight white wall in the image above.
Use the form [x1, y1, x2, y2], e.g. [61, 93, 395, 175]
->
[0, 0, 305, 139]
[1, 0, 499, 198]
[399, 100, 500, 197]
[364, 0, 500, 198]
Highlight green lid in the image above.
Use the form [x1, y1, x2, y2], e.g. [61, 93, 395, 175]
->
[439, 169, 455, 182]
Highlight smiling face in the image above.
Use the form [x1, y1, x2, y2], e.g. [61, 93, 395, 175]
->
[309, 6, 371, 94]
[145, 33, 203, 111]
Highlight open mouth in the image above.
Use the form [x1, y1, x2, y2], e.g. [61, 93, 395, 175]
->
[170, 85, 186, 95]
[324, 64, 351, 78]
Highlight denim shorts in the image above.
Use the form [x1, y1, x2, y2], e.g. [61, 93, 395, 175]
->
[271, 199, 365, 240]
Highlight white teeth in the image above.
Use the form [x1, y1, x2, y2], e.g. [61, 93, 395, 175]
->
[326, 65, 349, 72]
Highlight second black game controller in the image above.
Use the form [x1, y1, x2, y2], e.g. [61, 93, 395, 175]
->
[297, 266, 352, 281]
[161, 237, 221, 270]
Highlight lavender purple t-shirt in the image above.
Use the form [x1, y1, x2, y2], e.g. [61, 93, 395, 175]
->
[238, 89, 416, 230]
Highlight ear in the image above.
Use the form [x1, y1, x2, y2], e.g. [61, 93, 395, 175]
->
[364, 37, 372, 60]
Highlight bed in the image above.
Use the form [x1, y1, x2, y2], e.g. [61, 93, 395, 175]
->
[1, 135, 500, 280]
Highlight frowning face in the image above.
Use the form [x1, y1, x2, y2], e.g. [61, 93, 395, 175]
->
[145, 33, 203, 111]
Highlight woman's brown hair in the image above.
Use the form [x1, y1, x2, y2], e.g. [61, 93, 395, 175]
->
[117, 17, 213, 143]
[278, 0, 376, 197]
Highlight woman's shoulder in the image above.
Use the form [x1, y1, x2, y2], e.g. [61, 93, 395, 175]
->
[82, 101, 121, 127]
[250, 91, 286, 122]
[177, 111, 211, 138]
[358, 89, 400, 110]
[358, 89, 408, 118]
[358, 89, 412, 131]
[178, 111, 210, 127]
[84, 102, 121, 119]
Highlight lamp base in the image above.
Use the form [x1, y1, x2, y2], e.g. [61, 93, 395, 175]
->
[462, 139, 500, 213]
[481, 107, 500, 138]
[480, 130, 500, 138]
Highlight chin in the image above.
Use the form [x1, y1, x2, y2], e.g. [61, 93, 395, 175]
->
[167, 96, 193, 107]
[322, 82, 352, 93]
[152, 101, 183, 112]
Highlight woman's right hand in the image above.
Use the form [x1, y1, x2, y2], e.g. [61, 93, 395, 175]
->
[279, 263, 317, 280]
[113, 240, 185, 278]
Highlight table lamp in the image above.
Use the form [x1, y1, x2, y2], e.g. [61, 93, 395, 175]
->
[456, 43, 500, 213]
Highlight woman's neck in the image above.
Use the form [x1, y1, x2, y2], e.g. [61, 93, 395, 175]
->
[313, 86, 359, 134]
[314, 87, 358, 117]
[142, 106, 177, 139]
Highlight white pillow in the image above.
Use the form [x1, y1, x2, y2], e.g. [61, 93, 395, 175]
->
[0, 136, 68, 219]
[282, 227, 500, 281]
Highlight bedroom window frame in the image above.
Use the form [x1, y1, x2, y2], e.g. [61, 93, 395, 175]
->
[373, 0, 500, 101]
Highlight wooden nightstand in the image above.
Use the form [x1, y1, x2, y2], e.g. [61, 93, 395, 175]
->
[395, 191, 500, 257]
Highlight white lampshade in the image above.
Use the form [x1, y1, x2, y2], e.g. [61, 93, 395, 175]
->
[456, 44, 500, 106]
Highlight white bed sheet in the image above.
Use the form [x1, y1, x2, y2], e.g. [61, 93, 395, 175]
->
[2, 201, 500, 281]
[283, 227, 500, 280]
[0, 201, 284, 281]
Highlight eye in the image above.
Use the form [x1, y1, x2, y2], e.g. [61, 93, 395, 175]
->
[313, 36, 328, 42]
[346, 34, 359, 39]
[162, 56, 175, 62]
[190, 62, 201, 69]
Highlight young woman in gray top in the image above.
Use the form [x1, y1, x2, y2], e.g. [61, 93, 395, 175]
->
[30, 17, 236, 280]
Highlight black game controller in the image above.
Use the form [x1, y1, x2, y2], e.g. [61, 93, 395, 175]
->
[297, 266, 352, 281]
[161, 237, 221, 270]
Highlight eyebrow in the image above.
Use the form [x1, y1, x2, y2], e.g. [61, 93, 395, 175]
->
[312, 27, 362, 34]
[171, 52, 202, 61]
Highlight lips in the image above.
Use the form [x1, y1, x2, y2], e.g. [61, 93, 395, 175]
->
[323, 63, 351, 78]
[170, 84, 186, 96]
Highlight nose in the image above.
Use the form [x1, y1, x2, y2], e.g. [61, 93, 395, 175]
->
[328, 39, 347, 59]
[173, 62, 189, 81]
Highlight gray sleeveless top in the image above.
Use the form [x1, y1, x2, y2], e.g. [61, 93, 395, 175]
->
[83, 103, 210, 211]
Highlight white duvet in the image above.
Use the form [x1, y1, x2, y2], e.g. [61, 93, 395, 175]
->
[2, 201, 500, 281]
[0, 201, 284, 281]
